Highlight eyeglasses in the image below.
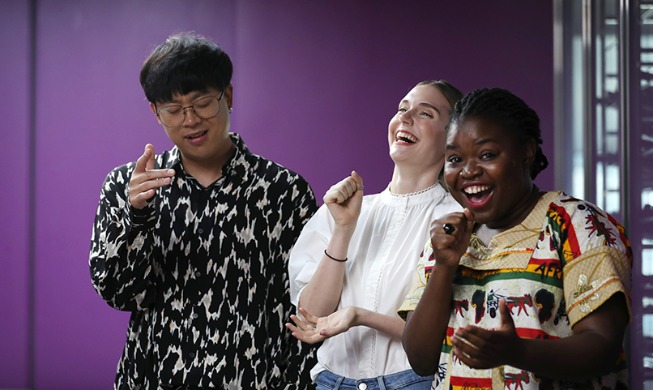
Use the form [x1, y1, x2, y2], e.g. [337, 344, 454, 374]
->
[156, 90, 224, 127]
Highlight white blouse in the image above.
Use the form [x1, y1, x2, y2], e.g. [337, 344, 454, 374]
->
[289, 184, 462, 380]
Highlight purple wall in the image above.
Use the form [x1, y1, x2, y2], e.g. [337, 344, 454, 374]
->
[1, 1, 553, 388]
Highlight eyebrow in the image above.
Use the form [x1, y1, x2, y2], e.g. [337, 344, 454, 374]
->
[401, 100, 444, 113]
[446, 137, 497, 151]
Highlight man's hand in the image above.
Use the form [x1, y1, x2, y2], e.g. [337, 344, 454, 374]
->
[128, 144, 176, 209]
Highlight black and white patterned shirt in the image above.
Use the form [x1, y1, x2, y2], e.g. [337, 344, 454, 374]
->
[89, 133, 318, 389]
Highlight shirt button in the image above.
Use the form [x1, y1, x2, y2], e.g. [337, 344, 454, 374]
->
[193, 313, 199, 319]
[195, 271, 201, 278]
[197, 228, 204, 234]
[188, 352, 195, 359]
[358, 384, 367, 390]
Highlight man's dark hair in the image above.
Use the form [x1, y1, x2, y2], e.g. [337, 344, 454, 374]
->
[447, 87, 549, 179]
[140, 32, 233, 103]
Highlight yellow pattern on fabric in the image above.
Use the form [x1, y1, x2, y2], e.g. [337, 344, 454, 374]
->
[564, 246, 632, 325]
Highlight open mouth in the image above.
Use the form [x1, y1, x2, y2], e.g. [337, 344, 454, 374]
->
[186, 130, 208, 140]
[462, 185, 493, 206]
[396, 131, 417, 144]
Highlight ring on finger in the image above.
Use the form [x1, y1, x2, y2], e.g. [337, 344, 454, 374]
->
[443, 223, 455, 235]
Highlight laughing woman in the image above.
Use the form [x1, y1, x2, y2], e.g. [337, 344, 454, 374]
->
[401, 88, 632, 389]
[287, 80, 464, 390]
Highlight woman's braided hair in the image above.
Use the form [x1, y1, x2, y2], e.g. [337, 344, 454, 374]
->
[447, 88, 549, 179]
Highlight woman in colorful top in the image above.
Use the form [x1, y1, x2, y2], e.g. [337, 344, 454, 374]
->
[286, 80, 464, 389]
[400, 87, 631, 389]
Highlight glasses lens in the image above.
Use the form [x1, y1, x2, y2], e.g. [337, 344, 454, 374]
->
[158, 105, 183, 127]
[157, 95, 221, 127]
[193, 96, 220, 120]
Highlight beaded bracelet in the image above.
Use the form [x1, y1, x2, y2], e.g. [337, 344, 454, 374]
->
[324, 249, 347, 262]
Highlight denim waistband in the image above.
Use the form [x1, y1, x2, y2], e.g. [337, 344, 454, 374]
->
[315, 368, 434, 390]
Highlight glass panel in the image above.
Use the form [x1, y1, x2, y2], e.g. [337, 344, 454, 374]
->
[645, 314, 653, 336]
[644, 248, 653, 276]
[556, 0, 653, 386]
[557, 0, 586, 199]
[592, 0, 623, 221]
[633, 0, 653, 386]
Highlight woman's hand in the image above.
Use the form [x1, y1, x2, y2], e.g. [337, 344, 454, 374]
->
[286, 306, 358, 344]
[429, 208, 475, 269]
[450, 298, 521, 369]
[323, 171, 364, 231]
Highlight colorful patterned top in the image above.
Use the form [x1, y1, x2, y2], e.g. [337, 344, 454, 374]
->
[89, 133, 318, 389]
[399, 191, 632, 389]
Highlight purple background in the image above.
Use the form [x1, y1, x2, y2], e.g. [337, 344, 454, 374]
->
[2, 1, 555, 388]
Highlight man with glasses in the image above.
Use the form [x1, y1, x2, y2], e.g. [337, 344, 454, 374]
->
[89, 32, 317, 389]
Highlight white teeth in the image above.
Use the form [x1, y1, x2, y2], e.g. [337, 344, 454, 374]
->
[396, 131, 417, 143]
[465, 185, 490, 194]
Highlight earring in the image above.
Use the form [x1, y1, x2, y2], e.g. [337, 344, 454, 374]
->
[229, 107, 233, 113]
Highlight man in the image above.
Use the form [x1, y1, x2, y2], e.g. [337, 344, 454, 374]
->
[89, 32, 317, 389]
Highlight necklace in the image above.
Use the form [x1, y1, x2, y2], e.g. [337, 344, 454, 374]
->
[388, 182, 438, 197]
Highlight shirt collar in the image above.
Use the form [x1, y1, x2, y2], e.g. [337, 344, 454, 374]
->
[221, 133, 251, 181]
[460, 191, 556, 270]
[380, 183, 450, 206]
[160, 132, 251, 173]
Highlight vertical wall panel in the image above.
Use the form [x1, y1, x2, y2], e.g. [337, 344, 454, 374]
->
[0, 0, 32, 388]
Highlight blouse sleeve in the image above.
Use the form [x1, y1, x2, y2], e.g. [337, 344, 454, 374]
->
[397, 239, 435, 320]
[288, 204, 334, 307]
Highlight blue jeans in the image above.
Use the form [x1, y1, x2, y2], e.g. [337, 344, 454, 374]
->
[315, 369, 434, 390]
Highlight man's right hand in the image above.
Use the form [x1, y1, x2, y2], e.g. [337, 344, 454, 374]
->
[128, 144, 176, 209]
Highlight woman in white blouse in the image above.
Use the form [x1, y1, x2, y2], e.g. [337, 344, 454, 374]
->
[287, 80, 463, 390]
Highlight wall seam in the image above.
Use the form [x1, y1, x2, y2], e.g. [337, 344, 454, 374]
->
[27, 0, 37, 388]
